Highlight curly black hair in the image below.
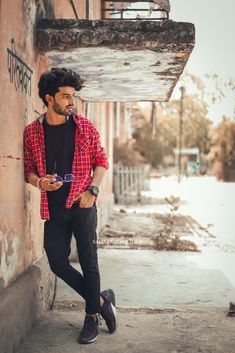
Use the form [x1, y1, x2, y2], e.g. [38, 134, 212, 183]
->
[38, 67, 84, 106]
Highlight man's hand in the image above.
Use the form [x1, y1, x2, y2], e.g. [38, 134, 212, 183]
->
[73, 190, 95, 208]
[39, 174, 63, 191]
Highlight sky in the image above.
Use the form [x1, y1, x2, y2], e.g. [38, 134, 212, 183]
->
[130, 1, 235, 124]
[169, 0, 235, 123]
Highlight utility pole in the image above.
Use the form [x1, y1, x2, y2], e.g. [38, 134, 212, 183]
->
[178, 86, 185, 183]
[150, 101, 157, 136]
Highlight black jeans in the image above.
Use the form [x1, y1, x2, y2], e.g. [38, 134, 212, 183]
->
[43, 203, 100, 314]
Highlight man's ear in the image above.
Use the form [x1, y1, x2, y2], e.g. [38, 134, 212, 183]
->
[45, 94, 54, 105]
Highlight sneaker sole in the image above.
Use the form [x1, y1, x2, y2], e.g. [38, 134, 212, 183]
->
[78, 335, 97, 344]
[107, 302, 117, 334]
[101, 289, 117, 333]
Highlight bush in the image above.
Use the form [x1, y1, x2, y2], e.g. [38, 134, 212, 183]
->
[210, 117, 235, 181]
[113, 138, 142, 166]
[133, 121, 163, 168]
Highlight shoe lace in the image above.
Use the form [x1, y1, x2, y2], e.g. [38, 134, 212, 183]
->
[83, 314, 103, 328]
[97, 313, 103, 326]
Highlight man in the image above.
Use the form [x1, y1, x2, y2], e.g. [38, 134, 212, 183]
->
[23, 67, 117, 344]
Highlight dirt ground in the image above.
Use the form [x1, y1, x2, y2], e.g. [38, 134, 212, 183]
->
[100, 207, 215, 251]
[16, 187, 235, 353]
[16, 307, 235, 353]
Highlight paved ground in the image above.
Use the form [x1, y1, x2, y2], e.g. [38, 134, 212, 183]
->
[16, 308, 235, 353]
[16, 177, 235, 353]
[56, 250, 235, 308]
[16, 249, 235, 353]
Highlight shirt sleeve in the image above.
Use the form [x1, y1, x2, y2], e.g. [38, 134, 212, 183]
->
[90, 125, 109, 170]
[23, 127, 38, 181]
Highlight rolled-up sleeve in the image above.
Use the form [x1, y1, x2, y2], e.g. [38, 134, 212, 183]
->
[23, 127, 37, 181]
[90, 126, 109, 170]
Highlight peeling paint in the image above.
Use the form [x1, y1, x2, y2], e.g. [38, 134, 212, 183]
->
[175, 51, 190, 59]
[0, 155, 22, 160]
[47, 47, 189, 101]
[37, 19, 195, 101]
[0, 229, 20, 286]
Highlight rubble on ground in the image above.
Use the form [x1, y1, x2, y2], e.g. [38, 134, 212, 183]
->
[100, 210, 213, 251]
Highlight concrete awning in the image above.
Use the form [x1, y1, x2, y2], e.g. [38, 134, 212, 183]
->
[36, 19, 195, 102]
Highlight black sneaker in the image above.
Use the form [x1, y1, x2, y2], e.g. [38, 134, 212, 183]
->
[78, 315, 99, 344]
[100, 289, 117, 334]
[101, 288, 116, 306]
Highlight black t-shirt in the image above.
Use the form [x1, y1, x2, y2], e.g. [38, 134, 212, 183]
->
[43, 115, 76, 219]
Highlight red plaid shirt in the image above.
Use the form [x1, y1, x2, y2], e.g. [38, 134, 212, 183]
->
[24, 113, 109, 220]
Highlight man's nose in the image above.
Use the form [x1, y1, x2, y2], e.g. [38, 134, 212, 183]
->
[69, 96, 74, 105]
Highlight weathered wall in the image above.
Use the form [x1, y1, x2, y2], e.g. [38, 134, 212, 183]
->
[53, 0, 101, 20]
[0, 2, 59, 346]
[53, 0, 84, 19]
[89, 0, 102, 20]
[36, 19, 195, 102]
[0, 0, 113, 292]
[0, 3, 114, 351]
[0, 0, 49, 291]
[0, 256, 54, 353]
[77, 100, 114, 231]
[113, 102, 132, 144]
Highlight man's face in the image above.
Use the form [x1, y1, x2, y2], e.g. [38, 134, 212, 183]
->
[49, 86, 75, 116]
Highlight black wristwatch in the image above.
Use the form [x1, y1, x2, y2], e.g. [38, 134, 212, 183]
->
[87, 185, 99, 197]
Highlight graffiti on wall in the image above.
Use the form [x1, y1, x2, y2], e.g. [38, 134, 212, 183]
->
[7, 38, 33, 96]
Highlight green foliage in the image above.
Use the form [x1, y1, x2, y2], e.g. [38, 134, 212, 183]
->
[131, 93, 212, 168]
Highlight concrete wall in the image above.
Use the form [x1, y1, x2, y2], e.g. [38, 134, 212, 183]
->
[0, 0, 114, 351]
[53, 0, 102, 20]
[76, 100, 114, 232]
[0, 0, 114, 291]
[54, 0, 85, 19]
[0, 0, 49, 292]
[0, 5, 54, 350]
[113, 102, 133, 144]
[0, 256, 54, 353]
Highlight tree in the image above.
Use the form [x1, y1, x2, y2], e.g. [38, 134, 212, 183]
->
[113, 138, 141, 166]
[161, 94, 212, 156]
[210, 117, 235, 167]
[132, 118, 163, 168]
[209, 117, 235, 181]
[130, 92, 212, 169]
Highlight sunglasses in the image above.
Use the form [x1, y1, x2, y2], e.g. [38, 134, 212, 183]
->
[50, 161, 74, 184]
[52, 174, 75, 184]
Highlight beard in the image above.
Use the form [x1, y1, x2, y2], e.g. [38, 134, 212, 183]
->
[52, 102, 73, 116]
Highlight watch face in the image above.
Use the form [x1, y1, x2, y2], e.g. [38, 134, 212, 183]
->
[89, 185, 99, 196]
[92, 186, 99, 196]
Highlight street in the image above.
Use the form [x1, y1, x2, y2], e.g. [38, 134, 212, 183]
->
[150, 176, 235, 288]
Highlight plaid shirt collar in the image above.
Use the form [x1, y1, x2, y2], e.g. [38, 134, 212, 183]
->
[38, 112, 87, 135]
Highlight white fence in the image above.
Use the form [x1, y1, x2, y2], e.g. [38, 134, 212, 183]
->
[114, 165, 150, 204]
